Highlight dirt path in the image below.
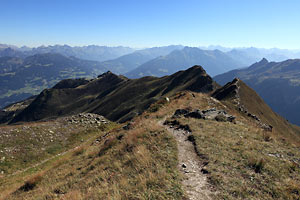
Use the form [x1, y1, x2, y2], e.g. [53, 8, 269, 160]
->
[160, 120, 212, 200]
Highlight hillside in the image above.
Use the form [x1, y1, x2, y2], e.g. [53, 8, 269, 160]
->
[126, 47, 244, 78]
[212, 78, 300, 143]
[5, 65, 218, 124]
[214, 58, 300, 125]
[1, 73, 299, 199]
[0, 53, 108, 108]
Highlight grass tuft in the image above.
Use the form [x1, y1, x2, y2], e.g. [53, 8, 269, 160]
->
[18, 172, 44, 192]
[72, 146, 85, 156]
[248, 157, 265, 173]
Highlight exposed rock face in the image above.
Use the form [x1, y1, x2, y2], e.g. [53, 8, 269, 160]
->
[212, 78, 240, 101]
[173, 108, 236, 122]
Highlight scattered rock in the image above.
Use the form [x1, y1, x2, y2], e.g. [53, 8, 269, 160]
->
[182, 163, 187, 168]
[173, 109, 190, 117]
[239, 105, 272, 132]
[201, 168, 210, 174]
[177, 124, 192, 132]
[123, 122, 133, 130]
[63, 113, 108, 127]
[185, 110, 204, 119]
[215, 114, 228, 122]
[117, 134, 124, 140]
[187, 135, 195, 143]
[173, 108, 235, 122]
[261, 124, 273, 132]
[164, 120, 180, 126]
[164, 120, 191, 132]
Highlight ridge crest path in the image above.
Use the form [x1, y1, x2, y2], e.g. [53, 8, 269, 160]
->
[160, 119, 213, 200]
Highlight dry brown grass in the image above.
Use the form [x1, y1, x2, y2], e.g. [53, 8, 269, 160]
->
[62, 190, 83, 200]
[18, 172, 44, 192]
[152, 91, 300, 199]
[72, 146, 85, 157]
[2, 104, 184, 199]
[2, 91, 300, 199]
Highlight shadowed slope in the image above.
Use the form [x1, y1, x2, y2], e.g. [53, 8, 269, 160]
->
[10, 65, 218, 123]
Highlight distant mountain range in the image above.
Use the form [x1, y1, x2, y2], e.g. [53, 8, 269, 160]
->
[125, 47, 245, 78]
[201, 45, 300, 61]
[0, 44, 135, 62]
[214, 58, 300, 125]
[94, 45, 183, 74]
[0, 53, 108, 107]
[1, 42, 300, 117]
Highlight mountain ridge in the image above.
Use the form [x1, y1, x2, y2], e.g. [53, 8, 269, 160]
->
[214, 58, 300, 125]
[7, 65, 218, 124]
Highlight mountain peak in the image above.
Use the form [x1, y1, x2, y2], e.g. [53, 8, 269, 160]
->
[97, 70, 113, 78]
[259, 57, 269, 64]
[187, 65, 206, 73]
[97, 70, 128, 81]
[247, 57, 269, 70]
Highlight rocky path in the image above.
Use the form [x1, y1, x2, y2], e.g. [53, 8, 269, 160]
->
[160, 120, 212, 200]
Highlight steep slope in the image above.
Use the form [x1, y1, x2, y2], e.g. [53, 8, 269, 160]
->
[93, 45, 183, 74]
[214, 58, 300, 125]
[126, 47, 243, 78]
[0, 53, 109, 108]
[212, 78, 300, 143]
[7, 66, 218, 124]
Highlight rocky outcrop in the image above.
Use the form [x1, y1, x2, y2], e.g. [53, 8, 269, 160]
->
[173, 108, 236, 122]
[212, 78, 240, 101]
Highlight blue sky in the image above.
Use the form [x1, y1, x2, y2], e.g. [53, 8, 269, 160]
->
[0, 0, 300, 49]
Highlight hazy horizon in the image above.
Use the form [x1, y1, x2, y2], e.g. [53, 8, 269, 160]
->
[2, 43, 300, 52]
